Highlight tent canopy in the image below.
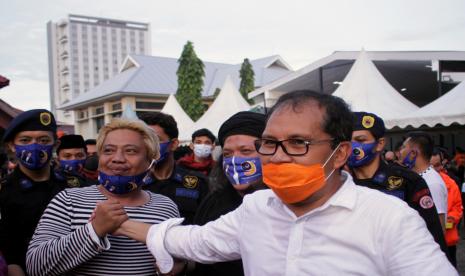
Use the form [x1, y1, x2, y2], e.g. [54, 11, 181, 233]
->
[386, 80, 465, 129]
[161, 94, 194, 139]
[333, 50, 418, 120]
[179, 75, 251, 142]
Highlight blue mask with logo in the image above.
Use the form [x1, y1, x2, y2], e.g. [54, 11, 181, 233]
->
[223, 156, 262, 185]
[15, 143, 53, 170]
[156, 142, 170, 164]
[402, 150, 417, 169]
[348, 141, 378, 168]
[60, 159, 86, 173]
[99, 160, 155, 194]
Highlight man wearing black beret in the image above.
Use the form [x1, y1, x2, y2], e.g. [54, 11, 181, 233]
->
[348, 111, 448, 257]
[0, 109, 67, 275]
[55, 134, 96, 188]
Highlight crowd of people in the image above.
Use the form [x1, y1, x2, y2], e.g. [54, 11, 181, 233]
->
[0, 90, 463, 275]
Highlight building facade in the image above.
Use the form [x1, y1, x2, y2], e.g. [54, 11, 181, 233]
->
[47, 14, 151, 124]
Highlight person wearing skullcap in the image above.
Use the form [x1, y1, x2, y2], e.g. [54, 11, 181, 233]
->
[0, 109, 67, 275]
[348, 111, 448, 257]
[55, 134, 97, 188]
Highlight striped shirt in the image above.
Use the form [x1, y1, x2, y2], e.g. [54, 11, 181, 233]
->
[26, 185, 179, 276]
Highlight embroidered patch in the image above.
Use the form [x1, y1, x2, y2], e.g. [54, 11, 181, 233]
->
[175, 188, 199, 199]
[387, 176, 403, 190]
[412, 188, 430, 203]
[419, 195, 434, 209]
[183, 175, 198, 189]
[361, 115, 375, 129]
[67, 176, 80, 188]
[40, 112, 52, 126]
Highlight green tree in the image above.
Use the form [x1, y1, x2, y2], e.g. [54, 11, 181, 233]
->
[176, 41, 205, 121]
[239, 58, 255, 104]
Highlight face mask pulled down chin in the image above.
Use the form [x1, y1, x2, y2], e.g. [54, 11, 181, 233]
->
[263, 143, 340, 204]
[15, 143, 53, 170]
[193, 144, 212, 159]
[347, 141, 378, 168]
[223, 156, 263, 185]
[99, 159, 156, 194]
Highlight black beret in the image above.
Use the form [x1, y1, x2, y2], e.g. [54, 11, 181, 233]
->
[57, 134, 86, 153]
[352, 111, 385, 139]
[3, 109, 57, 142]
[218, 111, 266, 147]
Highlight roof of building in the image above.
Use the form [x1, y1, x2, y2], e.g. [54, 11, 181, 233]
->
[60, 54, 292, 110]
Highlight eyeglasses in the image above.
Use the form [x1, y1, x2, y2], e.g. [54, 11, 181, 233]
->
[254, 138, 334, 156]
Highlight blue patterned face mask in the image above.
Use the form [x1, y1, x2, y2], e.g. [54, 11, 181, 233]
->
[15, 143, 53, 170]
[99, 160, 155, 194]
[402, 150, 417, 169]
[223, 156, 262, 185]
[347, 141, 378, 168]
[156, 142, 170, 164]
[60, 159, 86, 173]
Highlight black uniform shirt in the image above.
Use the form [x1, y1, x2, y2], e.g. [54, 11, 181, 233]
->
[143, 165, 209, 225]
[54, 167, 98, 188]
[0, 166, 67, 270]
[353, 161, 449, 256]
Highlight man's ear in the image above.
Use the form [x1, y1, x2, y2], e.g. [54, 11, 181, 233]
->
[333, 141, 352, 170]
[376, 137, 385, 152]
[170, 138, 179, 151]
[189, 142, 194, 151]
[7, 142, 16, 153]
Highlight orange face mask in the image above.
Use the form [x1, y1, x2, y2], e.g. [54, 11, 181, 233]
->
[262, 144, 340, 204]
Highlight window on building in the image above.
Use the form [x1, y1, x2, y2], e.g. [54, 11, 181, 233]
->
[112, 102, 122, 111]
[135, 101, 164, 110]
[78, 110, 89, 120]
[95, 116, 105, 133]
[93, 106, 104, 115]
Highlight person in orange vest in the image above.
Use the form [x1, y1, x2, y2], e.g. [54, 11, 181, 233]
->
[431, 147, 463, 267]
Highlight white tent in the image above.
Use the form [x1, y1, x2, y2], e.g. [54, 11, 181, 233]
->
[180, 75, 251, 141]
[386, 80, 465, 129]
[333, 50, 418, 120]
[161, 94, 195, 139]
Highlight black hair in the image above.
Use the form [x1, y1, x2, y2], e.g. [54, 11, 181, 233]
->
[192, 128, 216, 143]
[407, 131, 434, 160]
[84, 139, 96, 145]
[267, 90, 353, 148]
[139, 112, 179, 139]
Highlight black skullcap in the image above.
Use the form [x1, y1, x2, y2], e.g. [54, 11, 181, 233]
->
[218, 111, 266, 147]
[352, 111, 385, 139]
[57, 134, 86, 153]
[3, 109, 57, 142]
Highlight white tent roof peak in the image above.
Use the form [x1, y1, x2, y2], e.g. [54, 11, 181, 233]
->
[161, 94, 194, 136]
[333, 49, 418, 120]
[121, 104, 139, 121]
[385, 80, 465, 129]
[179, 75, 251, 141]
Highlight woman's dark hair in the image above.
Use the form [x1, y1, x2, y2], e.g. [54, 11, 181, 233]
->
[267, 90, 353, 148]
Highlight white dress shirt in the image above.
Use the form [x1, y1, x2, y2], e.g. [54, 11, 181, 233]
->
[147, 171, 456, 276]
[420, 166, 448, 214]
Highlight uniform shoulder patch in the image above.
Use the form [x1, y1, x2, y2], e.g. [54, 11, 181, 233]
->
[183, 175, 198, 189]
[387, 176, 403, 190]
[419, 195, 434, 209]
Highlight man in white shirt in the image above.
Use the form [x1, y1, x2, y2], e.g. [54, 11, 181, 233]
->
[399, 132, 448, 230]
[117, 90, 455, 275]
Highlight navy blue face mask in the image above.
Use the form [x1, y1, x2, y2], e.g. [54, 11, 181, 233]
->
[223, 156, 263, 185]
[99, 160, 155, 194]
[156, 142, 170, 164]
[402, 150, 417, 169]
[347, 141, 378, 168]
[15, 143, 53, 170]
[60, 159, 86, 173]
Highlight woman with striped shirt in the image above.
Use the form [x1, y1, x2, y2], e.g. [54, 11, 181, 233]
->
[26, 118, 179, 276]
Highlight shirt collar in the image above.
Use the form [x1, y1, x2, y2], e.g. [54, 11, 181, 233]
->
[266, 170, 358, 212]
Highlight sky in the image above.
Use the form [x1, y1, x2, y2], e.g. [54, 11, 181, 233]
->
[1, 0, 465, 111]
